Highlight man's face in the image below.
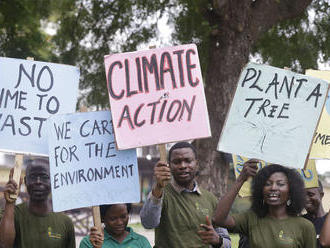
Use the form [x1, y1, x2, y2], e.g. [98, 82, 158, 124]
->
[169, 147, 198, 188]
[25, 161, 51, 202]
[305, 187, 323, 214]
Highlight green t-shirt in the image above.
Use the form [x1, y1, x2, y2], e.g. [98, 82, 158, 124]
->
[1, 202, 75, 248]
[79, 227, 152, 248]
[155, 184, 218, 248]
[232, 210, 316, 248]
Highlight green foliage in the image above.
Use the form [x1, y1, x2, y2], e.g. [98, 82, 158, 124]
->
[1, 0, 328, 107]
[252, 1, 330, 72]
[0, 0, 54, 61]
[169, 0, 214, 78]
[169, 0, 330, 74]
[53, 0, 171, 108]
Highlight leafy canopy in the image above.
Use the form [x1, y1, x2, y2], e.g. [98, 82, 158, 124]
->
[0, 0, 328, 107]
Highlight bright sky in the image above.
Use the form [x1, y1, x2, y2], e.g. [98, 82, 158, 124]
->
[316, 160, 330, 174]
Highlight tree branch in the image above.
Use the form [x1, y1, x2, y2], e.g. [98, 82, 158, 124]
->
[250, 0, 313, 37]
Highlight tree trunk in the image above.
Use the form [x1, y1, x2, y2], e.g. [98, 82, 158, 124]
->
[196, 0, 313, 197]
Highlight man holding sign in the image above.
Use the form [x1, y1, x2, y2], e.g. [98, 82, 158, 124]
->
[140, 142, 231, 247]
[0, 158, 75, 248]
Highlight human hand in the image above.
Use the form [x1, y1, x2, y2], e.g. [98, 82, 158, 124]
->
[4, 168, 22, 204]
[238, 159, 259, 182]
[89, 226, 104, 248]
[197, 216, 222, 246]
[154, 161, 171, 188]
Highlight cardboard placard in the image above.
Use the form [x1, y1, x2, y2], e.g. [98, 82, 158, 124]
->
[218, 63, 329, 169]
[47, 111, 140, 212]
[104, 44, 211, 149]
[0, 57, 79, 155]
[306, 70, 330, 159]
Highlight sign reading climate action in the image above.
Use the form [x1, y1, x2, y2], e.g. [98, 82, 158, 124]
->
[104, 44, 211, 149]
[218, 63, 329, 169]
[47, 111, 139, 212]
[0, 57, 79, 155]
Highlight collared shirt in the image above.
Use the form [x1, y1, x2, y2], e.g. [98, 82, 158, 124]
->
[79, 227, 152, 248]
[171, 178, 202, 194]
[140, 180, 231, 248]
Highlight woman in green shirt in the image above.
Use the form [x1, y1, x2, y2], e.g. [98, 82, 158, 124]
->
[80, 204, 151, 248]
[213, 161, 316, 248]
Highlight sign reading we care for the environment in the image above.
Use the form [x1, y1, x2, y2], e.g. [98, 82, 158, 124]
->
[48, 111, 139, 212]
[218, 63, 329, 169]
[104, 44, 211, 149]
[0, 57, 79, 155]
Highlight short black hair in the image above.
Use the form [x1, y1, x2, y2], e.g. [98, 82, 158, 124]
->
[25, 158, 49, 175]
[100, 203, 132, 222]
[168, 142, 197, 162]
[251, 164, 305, 218]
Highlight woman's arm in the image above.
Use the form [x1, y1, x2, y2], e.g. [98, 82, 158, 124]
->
[320, 210, 330, 247]
[212, 159, 258, 229]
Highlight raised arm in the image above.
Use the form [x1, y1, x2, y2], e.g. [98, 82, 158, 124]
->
[140, 161, 171, 228]
[0, 169, 20, 248]
[320, 210, 330, 247]
[212, 159, 258, 229]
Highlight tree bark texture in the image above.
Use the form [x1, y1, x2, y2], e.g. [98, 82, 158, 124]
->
[196, 0, 313, 197]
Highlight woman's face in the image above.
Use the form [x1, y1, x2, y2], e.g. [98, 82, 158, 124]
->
[104, 204, 129, 236]
[263, 172, 290, 207]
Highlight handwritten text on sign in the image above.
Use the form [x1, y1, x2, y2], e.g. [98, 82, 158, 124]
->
[0, 57, 79, 155]
[218, 63, 329, 169]
[47, 111, 139, 212]
[104, 44, 211, 149]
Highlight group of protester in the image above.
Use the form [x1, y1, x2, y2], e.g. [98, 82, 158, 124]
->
[0, 141, 330, 248]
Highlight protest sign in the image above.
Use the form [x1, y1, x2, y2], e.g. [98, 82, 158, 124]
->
[47, 111, 139, 212]
[218, 63, 329, 169]
[306, 70, 330, 159]
[104, 44, 211, 149]
[232, 155, 318, 197]
[0, 57, 79, 155]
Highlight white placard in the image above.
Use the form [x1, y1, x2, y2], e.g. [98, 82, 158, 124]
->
[0, 57, 79, 155]
[47, 111, 140, 212]
[218, 63, 329, 169]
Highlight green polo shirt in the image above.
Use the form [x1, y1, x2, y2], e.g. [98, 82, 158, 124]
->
[79, 227, 151, 248]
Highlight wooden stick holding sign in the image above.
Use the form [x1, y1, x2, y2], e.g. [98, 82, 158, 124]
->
[9, 154, 23, 200]
[79, 105, 102, 231]
[9, 57, 35, 200]
[92, 206, 102, 231]
[148, 45, 169, 183]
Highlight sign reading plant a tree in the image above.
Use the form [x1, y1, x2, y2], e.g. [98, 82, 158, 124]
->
[218, 63, 329, 169]
[0, 57, 79, 155]
[104, 44, 211, 150]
